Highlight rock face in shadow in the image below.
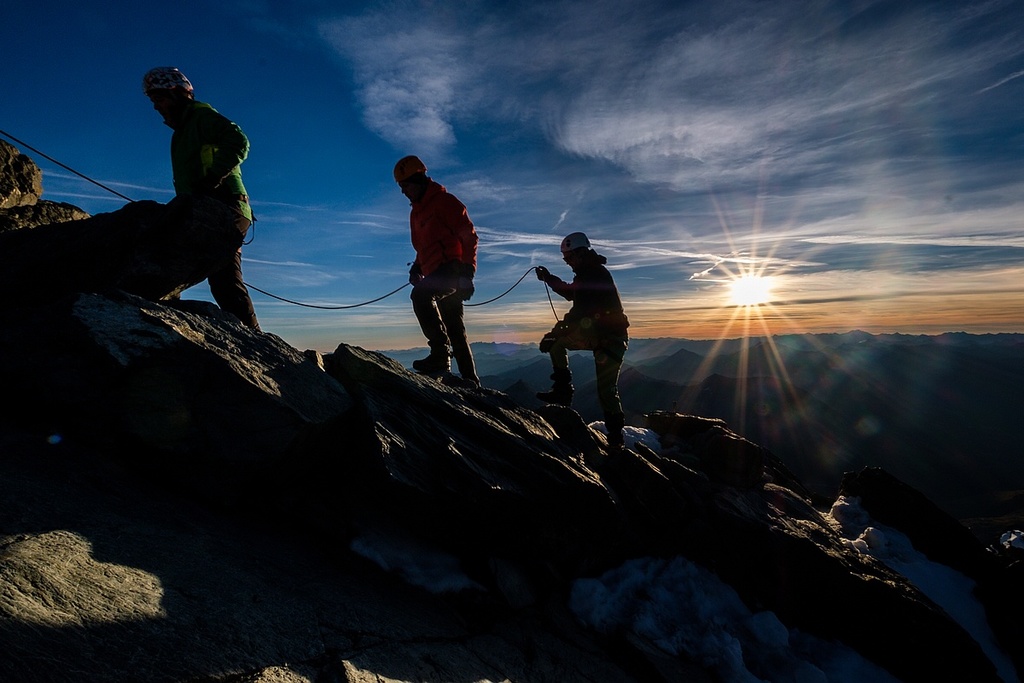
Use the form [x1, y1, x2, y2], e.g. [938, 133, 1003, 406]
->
[0, 145, 1019, 683]
[0, 196, 243, 307]
[0, 289, 1010, 683]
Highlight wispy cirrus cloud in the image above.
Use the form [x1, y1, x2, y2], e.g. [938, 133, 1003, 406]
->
[319, 13, 470, 158]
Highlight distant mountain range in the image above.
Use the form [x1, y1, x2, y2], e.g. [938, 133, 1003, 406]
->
[384, 331, 1024, 535]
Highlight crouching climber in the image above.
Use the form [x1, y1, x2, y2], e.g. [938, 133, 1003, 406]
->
[535, 232, 629, 449]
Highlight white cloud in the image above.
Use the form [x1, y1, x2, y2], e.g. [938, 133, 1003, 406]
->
[318, 0, 1022, 203]
[319, 13, 468, 155]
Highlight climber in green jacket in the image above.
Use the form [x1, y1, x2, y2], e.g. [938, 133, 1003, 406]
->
[143, 66, 260, 330]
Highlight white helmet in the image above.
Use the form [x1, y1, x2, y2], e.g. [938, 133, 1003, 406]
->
[142, 67, 193, 95]
[560, 231, 591, 253]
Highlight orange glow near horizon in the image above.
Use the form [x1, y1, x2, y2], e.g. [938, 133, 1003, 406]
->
[620, 286, 1024, 341]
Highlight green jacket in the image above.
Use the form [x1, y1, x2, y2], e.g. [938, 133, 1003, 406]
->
[170, 100, 252, 221]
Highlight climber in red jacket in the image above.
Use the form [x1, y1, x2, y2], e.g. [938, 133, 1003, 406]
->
[393, 156, 479, 386]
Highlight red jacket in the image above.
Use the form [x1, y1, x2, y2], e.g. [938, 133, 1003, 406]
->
[410, 181, 478, 276]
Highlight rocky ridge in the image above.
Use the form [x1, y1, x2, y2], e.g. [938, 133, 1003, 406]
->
[1, 139, 1020, 683]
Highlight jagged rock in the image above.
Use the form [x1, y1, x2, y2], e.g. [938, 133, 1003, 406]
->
[841, 467, 1024, 677]
[0, 139, 90, 231]
[646, 411, 727, 441]
[0, 200, 90, 233]
[312, 343, 623, 578]
[0, 139, 42, 209]
[0, 290, 1007, 682]
[646, 409, 812, 495]
[648, 412, 769, 490]
[0, 290, 351, 506]
[0, 195, 243, 307]
[840, 467, 991, 577]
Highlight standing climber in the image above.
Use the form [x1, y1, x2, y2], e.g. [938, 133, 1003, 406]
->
[142, 67, 260, 330]
[535, 232, 629, 449]
[393, 155, 479, 386]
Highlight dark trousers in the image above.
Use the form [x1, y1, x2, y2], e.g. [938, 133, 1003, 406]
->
[208, 215, 259, 330]
[546, 328, 626, 423]
[411, 269, 476, 379]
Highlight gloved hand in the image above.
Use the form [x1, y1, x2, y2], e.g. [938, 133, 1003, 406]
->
[409, 262, 423, 285]
[456, 262, 475, 301]
[538, 333, 558, 353]
[535, 266, 550, 281]
[457, 276, 475, 301]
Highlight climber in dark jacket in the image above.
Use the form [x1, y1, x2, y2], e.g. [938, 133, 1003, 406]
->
[535, 232, 629, 449]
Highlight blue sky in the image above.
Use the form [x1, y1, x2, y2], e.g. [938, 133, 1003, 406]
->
[3, 0, 1023, 351]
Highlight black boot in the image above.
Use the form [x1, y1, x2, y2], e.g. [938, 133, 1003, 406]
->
[451, 346, 480, 386]
[605, 413, 625, 451]
[536, 368, 574, 406]
[413, 345, 451, 373]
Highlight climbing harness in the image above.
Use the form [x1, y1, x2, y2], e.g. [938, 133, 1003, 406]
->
[0, 129, 560, 315]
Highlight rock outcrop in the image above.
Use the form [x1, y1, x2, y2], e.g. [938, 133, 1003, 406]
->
[1, 146, 1019, 683]
[0, 139, 89, 231]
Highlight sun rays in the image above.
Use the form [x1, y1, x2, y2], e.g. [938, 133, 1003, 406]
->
[728, 274, 776, 307]
[667, 189, 822, 441]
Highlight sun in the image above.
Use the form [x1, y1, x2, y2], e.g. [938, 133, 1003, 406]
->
[728, 275, 775, 306]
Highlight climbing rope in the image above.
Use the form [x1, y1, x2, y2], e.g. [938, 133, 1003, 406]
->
[0, 128, 136, 203]
[245, 281, 410, 309]
[542, 278, 561, 321]
[1, 128, 561, 315]
[465, 267, 537, 307]
[247, 266, 550, 312]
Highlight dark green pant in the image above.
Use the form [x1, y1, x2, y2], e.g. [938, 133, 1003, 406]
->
[545, 328, 626, 422]
[208, 215, 259, 330]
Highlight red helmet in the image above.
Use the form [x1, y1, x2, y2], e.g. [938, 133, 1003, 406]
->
[393, 155, 427, 183]
[142, 67, 193, 95]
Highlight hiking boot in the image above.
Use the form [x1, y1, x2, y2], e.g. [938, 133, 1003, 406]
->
[413, 349, 451, 374]
[607, 432, 625, 454]
[536, 369, 573, 406]
[452, 347, 478, 387]
[443, 374, 480, 389]
[536, 386, 573, 405]
[605, 414, 625, 452]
